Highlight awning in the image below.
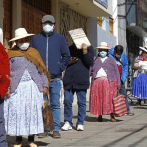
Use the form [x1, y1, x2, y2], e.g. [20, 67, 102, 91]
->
[59, 0, 112, 17]
[127, 26, 147, 37]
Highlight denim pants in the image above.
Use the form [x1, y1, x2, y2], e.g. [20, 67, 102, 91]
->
[119, 81, 130, 112]
[49, 80, 61, 131]
[0, 99, 7, 147]
[64, 88, 87, 126]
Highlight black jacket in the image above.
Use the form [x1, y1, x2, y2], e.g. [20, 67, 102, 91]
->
[63, 44, 94, 90]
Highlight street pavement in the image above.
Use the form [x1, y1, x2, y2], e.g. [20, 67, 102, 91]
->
[7, 98, 147, 147]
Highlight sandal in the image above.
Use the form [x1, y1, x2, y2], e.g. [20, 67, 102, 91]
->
[28, 142, 37, 147]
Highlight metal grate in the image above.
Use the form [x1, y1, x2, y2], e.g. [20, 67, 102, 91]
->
[60, 3, 88, 46]
[22, 0, 51, 14]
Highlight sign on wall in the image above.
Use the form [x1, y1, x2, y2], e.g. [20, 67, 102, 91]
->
[95, 0, 108, 8]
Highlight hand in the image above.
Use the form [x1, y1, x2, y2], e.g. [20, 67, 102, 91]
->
[82, 43, 88, 53]
[69, 57, 78, 64]
[117, 85, 121, 90]
[6, 75, 10, 79]
[43, 87, 48, 95]
[6, 89, 10, 97]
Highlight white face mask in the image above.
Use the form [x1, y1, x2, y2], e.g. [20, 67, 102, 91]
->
[18, 42, 30, 50]
[43, 24, 54, 34]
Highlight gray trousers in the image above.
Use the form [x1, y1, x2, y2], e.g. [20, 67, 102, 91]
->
[0, 99, 7, 147]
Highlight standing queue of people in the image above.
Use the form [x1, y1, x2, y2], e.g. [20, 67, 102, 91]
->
[0, 14, 135, 147]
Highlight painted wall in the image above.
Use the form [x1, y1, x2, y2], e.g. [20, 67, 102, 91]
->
[0, 0, 4, 31]
[90, 17, 116, 56]
[117, 0, 127, 54]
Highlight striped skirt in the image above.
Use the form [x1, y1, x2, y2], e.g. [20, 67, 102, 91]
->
[89, 77, 117, 115]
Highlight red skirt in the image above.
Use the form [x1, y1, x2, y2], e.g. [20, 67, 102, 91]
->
[89, 77, 117, 115]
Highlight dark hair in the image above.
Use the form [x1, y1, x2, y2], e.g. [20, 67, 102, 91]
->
[114, 45, 123, 53]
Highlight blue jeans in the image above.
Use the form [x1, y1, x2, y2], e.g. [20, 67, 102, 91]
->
[49, 80, 61, 131]
[0, 99, 7, 147]
[119, 81, 130, 112]
[64, 88, 87, 126]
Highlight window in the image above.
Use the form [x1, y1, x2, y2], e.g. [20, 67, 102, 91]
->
[109, 17, 113, 35]
[97, 17, 102, 27]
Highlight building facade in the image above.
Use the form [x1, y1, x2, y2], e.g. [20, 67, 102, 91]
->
[126, 0, 147, 87]
[0, 0, 113, 104]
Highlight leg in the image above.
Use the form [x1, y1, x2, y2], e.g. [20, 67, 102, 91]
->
[76, 89, 87, 126]
[28, 135, 34, 143]
[0, 99, 8, 147]
[137, 99, 141, 106]
[63, 89, 74, 126]
[49, 80, 61, 138]
[28, 135, 37, 147]
[97, 115, 102, 122]
[119, 82, 130, 112]
[110, 113, 116, 122]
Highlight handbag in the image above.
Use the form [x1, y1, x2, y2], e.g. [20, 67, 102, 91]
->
[113, 92, 127, 117]
[42, 94, 54, 132]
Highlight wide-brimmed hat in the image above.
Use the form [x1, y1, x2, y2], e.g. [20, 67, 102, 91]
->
[95, 42, 111, 50]
[9, 28, 35, 42]
[139, 46, 147, 53]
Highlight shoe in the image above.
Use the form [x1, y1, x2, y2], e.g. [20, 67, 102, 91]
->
[61, 121, 72, 131]
[110, 118, 117, 122]
[14, 142, 22, 147]
[125, 112, 134, 116]
[28, 142, 37, 147]
[97, 115, 103, 122]
[137, 104, 141, 106]
[110, 114, 116, 122]
[38, 132, 48, 138]
[77, 125, 84, 131]
[53, 131, 61, 138]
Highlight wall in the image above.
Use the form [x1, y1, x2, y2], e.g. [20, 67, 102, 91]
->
[90, 17, 116, 56]
[12, 0, 21, 37]
[113, 0, 118, 45]
[0, 0, 4, 30]
[117, 0, 127, 54]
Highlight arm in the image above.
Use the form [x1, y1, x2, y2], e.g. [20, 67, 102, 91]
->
[112, 59, 121, 86]
[0, 42, 10, 76]
[40, 72, 49, 95]
[59, 36, 71, 72]
[121, 52, 128, 83]
[82, 44, 94, 68]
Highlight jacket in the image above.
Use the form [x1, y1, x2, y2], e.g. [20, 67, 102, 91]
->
[63, 44, 94, 90]
[109, 48, 128, 83]
[0, 42, 10, 98]
[30, 31, 71, 79]
[9, 56, 48, 93]
[90, 56, 120, 86]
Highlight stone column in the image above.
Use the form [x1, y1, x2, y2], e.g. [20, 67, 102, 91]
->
[0, 0, 4, 44]
[51, 0, 60, 33]
[12, 0, 21, 37]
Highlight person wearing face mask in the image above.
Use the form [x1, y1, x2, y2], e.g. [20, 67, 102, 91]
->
[4, 28, 50, 147]
[0, 42, 10, 147]
[109, 45, 134, 116]
[30, 15, 70, 138]
[131, 46, 147, 106]
[89, 42, 120, 122]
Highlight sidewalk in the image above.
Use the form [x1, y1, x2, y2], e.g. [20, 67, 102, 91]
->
[7, 98, 147, 147]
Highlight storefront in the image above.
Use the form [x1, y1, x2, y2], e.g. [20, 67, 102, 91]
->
[126, 0, 147, 87]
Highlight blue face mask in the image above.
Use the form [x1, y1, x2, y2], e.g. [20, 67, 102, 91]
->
[43, 24, 54, 34]
[99, 51, 107, 57]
